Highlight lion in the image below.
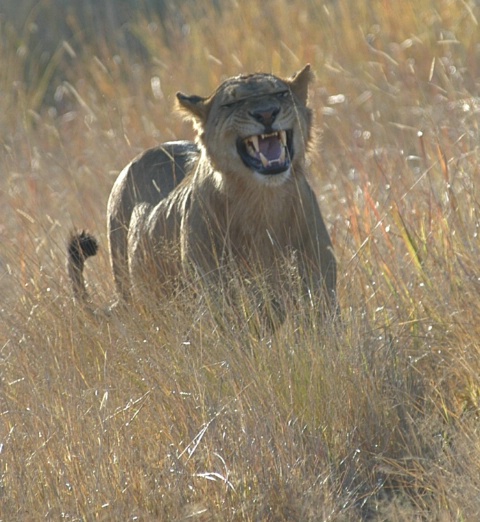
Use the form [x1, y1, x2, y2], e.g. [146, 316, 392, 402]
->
[68, 65, 337, 319]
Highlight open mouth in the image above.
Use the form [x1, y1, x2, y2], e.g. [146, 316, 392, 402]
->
[237, 130, 293, 175]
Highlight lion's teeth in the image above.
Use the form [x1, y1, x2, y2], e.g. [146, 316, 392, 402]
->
[245, 132, 288, 164]
[250, 135, 259, 152]
[259, 152, 269, 168]
[261, 132, 278, 139]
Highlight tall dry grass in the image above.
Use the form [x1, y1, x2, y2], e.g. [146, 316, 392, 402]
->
[1, 0, 480, 519]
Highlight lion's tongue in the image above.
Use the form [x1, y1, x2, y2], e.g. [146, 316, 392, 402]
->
[259, 135, 282, 162]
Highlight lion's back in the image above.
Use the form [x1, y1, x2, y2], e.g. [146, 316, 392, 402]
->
[106, 140, 199, 302]
[108, 140, 198, 221]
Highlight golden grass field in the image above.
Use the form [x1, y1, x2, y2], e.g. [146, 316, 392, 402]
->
[1, 0, 480, 519]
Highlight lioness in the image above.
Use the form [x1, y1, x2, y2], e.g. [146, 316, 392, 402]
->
[69, 65, 337, 317]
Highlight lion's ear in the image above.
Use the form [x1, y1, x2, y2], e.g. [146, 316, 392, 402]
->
[287, 64, 313, 105]
[176, 92, 210, 123]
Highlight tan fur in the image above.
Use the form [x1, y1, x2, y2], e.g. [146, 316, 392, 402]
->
[69, 65, 337, 314]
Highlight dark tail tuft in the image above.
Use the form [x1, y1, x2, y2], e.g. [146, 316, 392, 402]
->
[68, 231, 98, 265]
[67, 231, 99, 300]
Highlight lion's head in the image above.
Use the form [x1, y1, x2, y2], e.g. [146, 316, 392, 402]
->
[176, 65, 313, 186]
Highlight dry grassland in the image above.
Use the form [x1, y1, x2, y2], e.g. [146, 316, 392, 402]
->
[1, 0, 480, 519]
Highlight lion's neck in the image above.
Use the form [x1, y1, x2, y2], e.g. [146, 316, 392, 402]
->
[193, 158, 309, 247]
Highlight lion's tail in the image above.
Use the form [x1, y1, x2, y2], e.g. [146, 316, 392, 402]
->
[67, 231, 99, 301]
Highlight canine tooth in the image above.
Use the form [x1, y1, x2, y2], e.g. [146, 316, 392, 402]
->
[280, 130, 287, 146]
[250, 135, 259, 152]
[259, 152, 269, 168]
[280, 146, 286, 164]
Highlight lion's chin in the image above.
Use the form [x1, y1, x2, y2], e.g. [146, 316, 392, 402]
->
[253, 168, 291, 186]
[236, 129, 293, 176]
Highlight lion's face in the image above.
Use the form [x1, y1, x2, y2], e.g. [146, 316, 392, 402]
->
[177, 65, 313, 186]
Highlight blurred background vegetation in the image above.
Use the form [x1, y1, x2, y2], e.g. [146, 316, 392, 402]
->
[1, 0, 208, 110]
[5, 0, 478, 111]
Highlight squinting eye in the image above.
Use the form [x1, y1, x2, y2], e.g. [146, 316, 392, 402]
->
[277, 91, 289, 98]
[222, 101, 237, 109]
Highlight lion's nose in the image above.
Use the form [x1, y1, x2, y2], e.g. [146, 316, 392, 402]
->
[248, 107, 280, 127]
